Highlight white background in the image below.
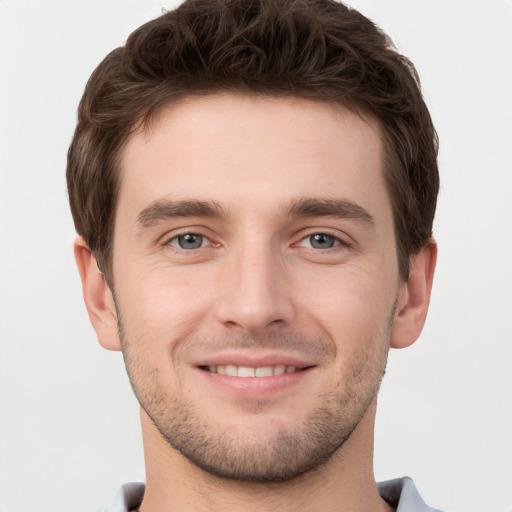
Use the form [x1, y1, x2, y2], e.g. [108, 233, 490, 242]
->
[1, 1, 511, 511]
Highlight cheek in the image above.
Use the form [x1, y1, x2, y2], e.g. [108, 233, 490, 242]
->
[296, 264, 397, 335]
[115, 266, 214, 352]
[309, 272, 394, 388]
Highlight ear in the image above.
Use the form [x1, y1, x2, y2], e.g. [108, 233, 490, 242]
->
[390, 241, 437, 349]
[74, 237, 121, 351]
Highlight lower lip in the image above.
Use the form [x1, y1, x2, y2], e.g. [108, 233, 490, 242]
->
[196, 367, 314, 396]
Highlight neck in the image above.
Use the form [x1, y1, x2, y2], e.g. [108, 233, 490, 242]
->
[138, 401, 394, 512]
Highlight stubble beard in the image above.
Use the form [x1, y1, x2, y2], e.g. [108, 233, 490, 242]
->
[117, 308, 393, 484]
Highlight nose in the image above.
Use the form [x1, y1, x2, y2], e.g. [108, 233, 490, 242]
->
[214, 242, 296, 334]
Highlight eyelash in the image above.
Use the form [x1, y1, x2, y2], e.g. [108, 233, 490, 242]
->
[163, 231, 349, 252]
[165, 232, 215, 250]
[296, 232, 346, 250]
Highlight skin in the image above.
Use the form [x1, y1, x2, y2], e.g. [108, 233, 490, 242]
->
[75, 94, 436, 511]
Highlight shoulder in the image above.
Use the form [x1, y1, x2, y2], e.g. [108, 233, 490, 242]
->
[378, 476, 446, 512]
[104, 482, 145, 512]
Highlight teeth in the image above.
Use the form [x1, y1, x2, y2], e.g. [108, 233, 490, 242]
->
[225, 365, 238, 377]
[238, 366, 256, 377]
[273, 365, 286, 375]
[206, 364, 301, 377]
[255, 366, 273, 377]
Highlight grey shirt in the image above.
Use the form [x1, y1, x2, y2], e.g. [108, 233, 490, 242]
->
[104, 476, 444, 511]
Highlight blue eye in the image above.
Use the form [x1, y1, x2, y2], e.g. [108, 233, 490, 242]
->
[307, 233, 339, 249]
[172, 233, 205, 249]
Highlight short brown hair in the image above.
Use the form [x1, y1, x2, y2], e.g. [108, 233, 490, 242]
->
[67, 0, 439, 283]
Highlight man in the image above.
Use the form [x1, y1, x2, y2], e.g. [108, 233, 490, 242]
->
[67, 0, 440, 510]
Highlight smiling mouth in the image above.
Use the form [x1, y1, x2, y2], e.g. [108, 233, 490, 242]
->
[200, 365, 310, 378]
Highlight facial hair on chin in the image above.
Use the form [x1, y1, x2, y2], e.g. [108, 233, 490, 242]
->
[116, 301, 395, 483]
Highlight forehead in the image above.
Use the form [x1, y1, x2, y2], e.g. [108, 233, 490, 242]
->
[118, 94, 388, 223]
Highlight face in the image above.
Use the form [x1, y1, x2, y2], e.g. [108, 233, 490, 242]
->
[111, 94, 403, 482]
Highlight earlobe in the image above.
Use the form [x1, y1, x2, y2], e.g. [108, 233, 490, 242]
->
[74, 237, 122, 351]
[390, 241, 437, 349]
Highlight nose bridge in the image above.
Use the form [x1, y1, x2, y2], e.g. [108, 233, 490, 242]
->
[214, 232, 294, 333]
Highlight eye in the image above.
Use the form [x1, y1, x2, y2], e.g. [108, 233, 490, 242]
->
[300, 233, 341, 249]
[169, 233, 207, 250]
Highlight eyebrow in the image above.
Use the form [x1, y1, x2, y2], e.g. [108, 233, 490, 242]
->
[136, 199, 226, 228]
[136, 196, 374, 229]
[283, 197, 374, 225]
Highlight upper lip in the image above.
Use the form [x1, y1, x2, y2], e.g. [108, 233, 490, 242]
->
[194, 351, 315, 370]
